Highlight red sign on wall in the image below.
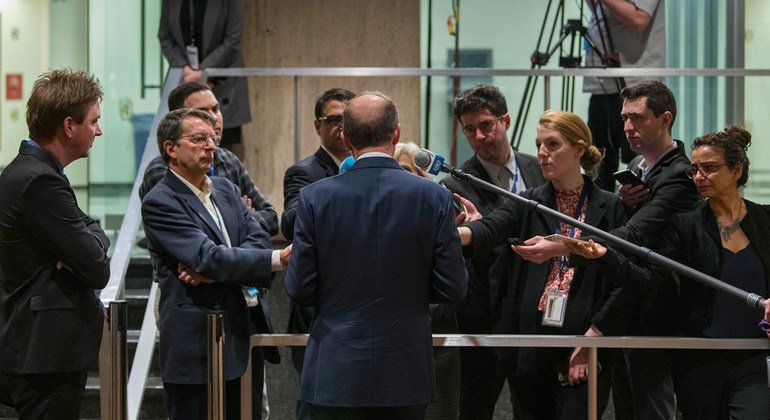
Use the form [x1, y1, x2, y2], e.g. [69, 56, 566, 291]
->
[6, 74, 23, 100]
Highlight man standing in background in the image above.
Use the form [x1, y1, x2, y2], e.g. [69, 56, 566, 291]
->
[0, 69, 110, 419]
[583, 0, 665, 191]
[441, 84, 545, 419]
[281, 87, 355, 377]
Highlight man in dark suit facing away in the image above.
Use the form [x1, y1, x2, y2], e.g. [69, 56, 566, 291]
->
[285, 92, 468, 419]
[141, 109, 291, 419]
[440, 84, 545, 419]
[0, 69, 110, 419]
[281, 87, 355, 376]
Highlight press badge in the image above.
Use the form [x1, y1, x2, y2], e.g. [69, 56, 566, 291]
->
[542, 291, 568, 327]
[186, 45, 200, 70]
[242, 287, 259, 307]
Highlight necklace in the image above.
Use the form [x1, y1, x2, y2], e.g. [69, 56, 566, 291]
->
[715, 200, 744, 242]
[716, 219, 741, 242]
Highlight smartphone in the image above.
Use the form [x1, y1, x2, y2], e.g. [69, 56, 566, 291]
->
[452, 196, 467, 214]
[508, 237, 528, 246]
[612, 169, 645, 187]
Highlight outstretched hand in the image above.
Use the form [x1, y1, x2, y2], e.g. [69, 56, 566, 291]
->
[513, 236, 568, 264]
[563, 239, 607, 260]
[453, 193, 482, 226]
[280, 244, 293, 269]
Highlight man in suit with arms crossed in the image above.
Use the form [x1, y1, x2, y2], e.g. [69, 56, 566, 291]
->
[441, 84, 545, 419]
[141, 109, 290, 419]
[281, 88, 355, 376]
[139, 81, 279, 418]
[0, 69, 110, 419]
[285, 92, 468, 419]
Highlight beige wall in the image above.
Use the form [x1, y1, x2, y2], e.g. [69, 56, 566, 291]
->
[241, 0, 420, 219]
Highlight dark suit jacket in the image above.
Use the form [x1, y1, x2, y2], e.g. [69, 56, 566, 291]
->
[0, 141, 110, 374]
[468, 177, 626, 377]
[284, 156, 468, 407]
[158, 0, 251, 128]
[281, 147, 339, 339]
[591, 140, 699, 335]
[440, 152, 545, 332]
[612, 140, 698, 247]
[142, 172, 274, 383]
[281, 147, 339, 241]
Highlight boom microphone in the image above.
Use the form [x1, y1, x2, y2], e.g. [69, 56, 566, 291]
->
[414, 149, 447, 176]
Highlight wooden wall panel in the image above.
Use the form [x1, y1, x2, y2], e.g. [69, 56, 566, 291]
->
[241, 0, 420, 221]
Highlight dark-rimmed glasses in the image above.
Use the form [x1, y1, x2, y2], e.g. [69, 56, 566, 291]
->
[685, 161, 729, 179]
[179, 133, 221, 147]
[318, 115, 343, 127]
[461, 116, 503, 138]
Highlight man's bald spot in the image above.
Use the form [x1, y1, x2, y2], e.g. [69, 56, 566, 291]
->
[346, 93, 388, 123]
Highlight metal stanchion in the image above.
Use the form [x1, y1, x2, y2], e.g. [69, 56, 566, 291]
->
[109, 300, 128, 420]
[207, 311, 226, 420]
[588, 347, 598, 420]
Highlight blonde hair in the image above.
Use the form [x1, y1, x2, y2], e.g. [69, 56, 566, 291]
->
[539, 110, 604, 178]
[394, 142, 431, 179]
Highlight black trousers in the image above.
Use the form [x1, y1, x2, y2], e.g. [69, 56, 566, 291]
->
[588, 93, 635, 192]
[673, 350, 770, 420]
[458, 346, 519, 420]
[304, 403, 427, 420]
[0, 370, 88, 420]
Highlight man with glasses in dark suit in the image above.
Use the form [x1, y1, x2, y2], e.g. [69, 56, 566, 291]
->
[281, 88, 355, 378]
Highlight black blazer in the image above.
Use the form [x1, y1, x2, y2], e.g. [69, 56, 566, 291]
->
[281, 147, 339, 337]
[0, 141, 110, 374]
[599, 199, 770, 337]
[142, 173, 275, 383]
[281, 147, 339, 241]
[468, 177, 627, 377]
[612, 140, 698, 247]
[441, 152, 545, 331]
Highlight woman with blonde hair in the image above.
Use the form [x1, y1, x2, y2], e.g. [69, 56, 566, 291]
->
[458, 110, 625, 418]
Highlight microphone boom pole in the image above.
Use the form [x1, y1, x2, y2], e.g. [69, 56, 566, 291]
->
[434, 158, 766, 311]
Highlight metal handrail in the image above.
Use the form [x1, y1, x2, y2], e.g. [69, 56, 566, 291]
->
[203, 66, 770, 78]
[242, 334, 770, 420]
[99, 68, 178, 306]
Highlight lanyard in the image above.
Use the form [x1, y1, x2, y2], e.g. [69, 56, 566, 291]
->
[553, 183, 589, 277]
[512, 163, 520, 192]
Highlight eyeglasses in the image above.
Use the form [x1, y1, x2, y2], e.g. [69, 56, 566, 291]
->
[179, 133, 221, 147]
[461, 116, 504, 138]
[318, 115, 343, 127]
[685, 161, 729, 179]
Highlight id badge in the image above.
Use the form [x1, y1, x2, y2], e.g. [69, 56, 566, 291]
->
[186, 45, 200, 70]
[542, 291, 568, 327]
[242, 287, 259, 307]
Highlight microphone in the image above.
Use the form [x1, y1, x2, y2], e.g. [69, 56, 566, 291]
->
[414, 149, 446, 176]
[338, 156, 355, 174]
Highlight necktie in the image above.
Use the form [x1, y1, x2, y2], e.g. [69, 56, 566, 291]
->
[498, 166, 514, 191]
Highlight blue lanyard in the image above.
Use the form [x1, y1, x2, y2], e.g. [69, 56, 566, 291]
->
[210, 165, 215, 177]
[512, 163, 520, 192]
[553, 183, 589, 277]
